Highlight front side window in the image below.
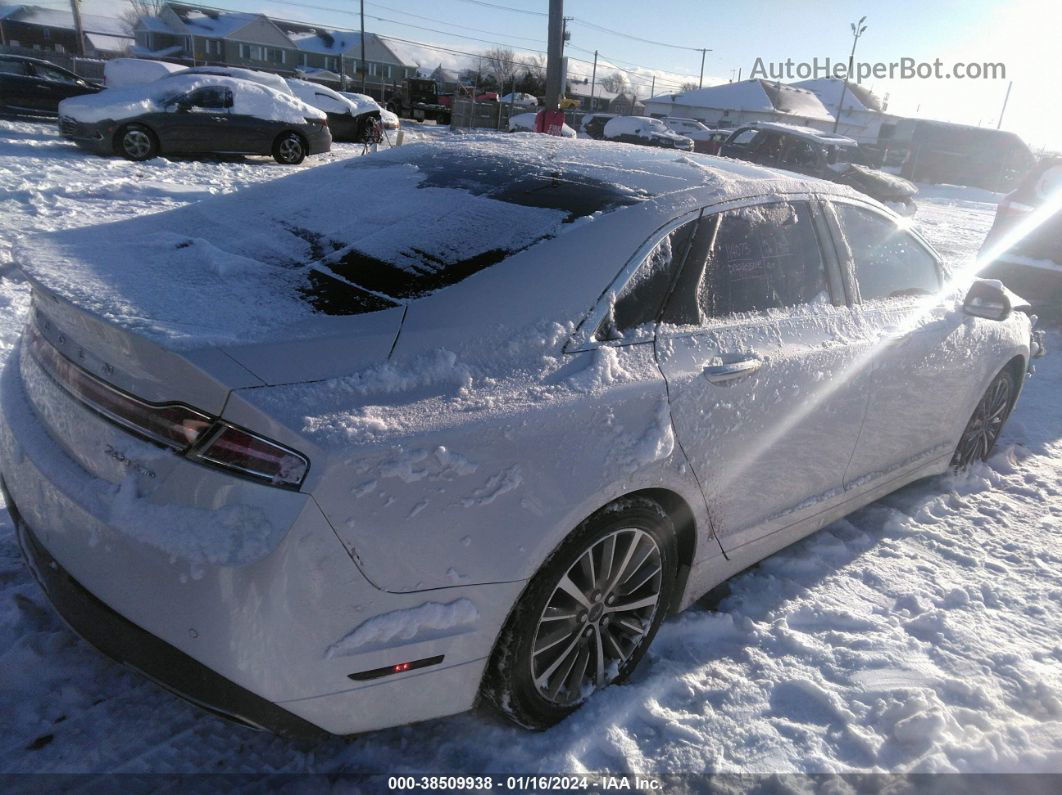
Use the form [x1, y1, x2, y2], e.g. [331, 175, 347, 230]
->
[833, 204, 940, 301]
[35, 65, 78, 84]
[663, 201, 829, 325]
[0, 60, 30, 75]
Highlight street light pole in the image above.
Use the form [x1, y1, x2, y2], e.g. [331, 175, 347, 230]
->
[833, 16, 867, 133]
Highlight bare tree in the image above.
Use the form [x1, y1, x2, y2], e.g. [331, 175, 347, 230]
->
[599, 70, 629, 94]
[121, 0, 166, 35]
[481, 47, 517, 92]
[680, 81, 699, 94]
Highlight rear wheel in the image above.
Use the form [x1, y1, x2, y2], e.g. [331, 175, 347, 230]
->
[952, 367, 1017, 469]
[272, 132, 306, 165]
[117, 123, 157, 161]
[483, 498, 676, 729]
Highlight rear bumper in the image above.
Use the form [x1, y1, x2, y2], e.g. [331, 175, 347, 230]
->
[306, 125, 332, 155]
[0, 337, 521, 736]
[5, 479, 326, 741]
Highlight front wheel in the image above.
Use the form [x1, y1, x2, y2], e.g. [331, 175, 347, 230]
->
[483, 498, 677, 729]
[117, 123, 158, 161]
[952, 366, 1017, 469]
[272, 132, 306, 165]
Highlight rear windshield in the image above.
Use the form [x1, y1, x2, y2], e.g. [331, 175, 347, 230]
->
[300, 149, 651, 314]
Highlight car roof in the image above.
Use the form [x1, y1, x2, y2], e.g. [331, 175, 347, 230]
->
[744, 121, 858, 146]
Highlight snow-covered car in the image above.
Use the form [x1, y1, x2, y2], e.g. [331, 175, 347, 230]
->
[0, 54, 101, 116]
[286, 78, 380, 142]
[663, 117, 729, 155]
[340, 91, 400, 130]
[499, 92, 539, 109]
[103, 58, 185, 88]
[1, 136, 1040, 739]
[603, 115, 694, 151]
[580, 112, 616, 139]
[57, 74, 330, 164]
[508, 111, 576, 137]
[721, 123, 919, 214]
[979, 157, 1062, 316]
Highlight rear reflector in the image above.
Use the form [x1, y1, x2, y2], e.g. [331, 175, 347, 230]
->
[347, 655, 445, 681]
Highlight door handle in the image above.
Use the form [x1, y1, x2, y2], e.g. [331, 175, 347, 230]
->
[702, 358, 762, 384]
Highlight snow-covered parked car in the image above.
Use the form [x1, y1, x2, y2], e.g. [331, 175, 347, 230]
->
[979, 157, 1062, 317]
[1, 136, 1041, 739]
[286, 78, 380, 142]
[57, 74, 331, 164]
[663, 117, 729, 154]
[340, 92, 400, 130]
[103, 58, 185, 88]
[721, 122, 919, 214]
[603, 115, 694, 151]
[499, 92, 539, 109]
[165, 65, 293, 96]
[508, 111, 576, 137]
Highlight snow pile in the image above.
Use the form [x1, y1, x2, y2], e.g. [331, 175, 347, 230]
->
[58, 74, 323, 125]
[325, 599, 480, 656]
[104, 58, 184, 88]
[508, 112, 576, 137]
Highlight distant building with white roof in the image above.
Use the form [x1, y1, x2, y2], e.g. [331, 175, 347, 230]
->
[0, 4, 132, 56]
[791, 77, 900, 145]
[644, 79, 834, 129]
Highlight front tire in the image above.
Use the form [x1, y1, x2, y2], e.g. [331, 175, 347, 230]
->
[483, 498, 677, 729]
[952, 366, 1017, 469]
[117, 123, 158, 161]
[272, 131, 306, 165]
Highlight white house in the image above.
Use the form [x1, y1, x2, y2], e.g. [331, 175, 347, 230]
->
[791, 77, 900, 145]
[644, 79, 834, 129]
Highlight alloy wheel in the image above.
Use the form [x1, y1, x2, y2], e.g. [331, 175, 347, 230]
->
[278, 136, 303, 163]
[530, 528, 663, 706]
[122, 129, 152, 159]
[956, 373, 1012, 466]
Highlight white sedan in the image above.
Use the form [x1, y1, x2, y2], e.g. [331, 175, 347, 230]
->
[1, 136, 1038, 738]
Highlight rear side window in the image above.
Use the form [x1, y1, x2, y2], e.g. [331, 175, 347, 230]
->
[729, 129, 758, 146]
[663, 202, 829, 325]
[185, 86, 234, 109]
[834, 204, 940, 300]
[600, 219, 698, 339]
[0, 60, 29, 75]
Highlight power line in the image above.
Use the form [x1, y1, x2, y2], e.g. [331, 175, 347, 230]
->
[569, 17, 702, 52]
[450, 0, 547, 17]
[365, 1, 547, 46]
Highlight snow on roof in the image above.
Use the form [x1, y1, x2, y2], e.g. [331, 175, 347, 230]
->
[15, 136, 813, 351]
[792, 78, 883, 113]
[287, 28, 361, 55]
[136, 15, 177, 34]
[751, 122, 858, 146]
[173, 9, 259, 38]
[86, 33, 131, 53]
[649, 79, 833, 122]
[2, 5, 131, 37]
[0, 5, 22, 21]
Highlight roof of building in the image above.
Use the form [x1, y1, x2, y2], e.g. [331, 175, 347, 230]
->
[791, 78, 883, 114]
[0, 4, 132, 38]
[168, 7, 262, 38]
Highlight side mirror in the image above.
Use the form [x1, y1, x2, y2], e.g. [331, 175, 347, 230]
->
[963, 279, 1011, 321]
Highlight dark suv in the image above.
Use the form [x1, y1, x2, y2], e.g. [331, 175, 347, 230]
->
[979, 157, 1062, 316]
[0, 54, 101, 116]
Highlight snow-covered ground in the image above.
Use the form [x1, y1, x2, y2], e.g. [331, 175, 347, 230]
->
[1, 118, 1060, 774]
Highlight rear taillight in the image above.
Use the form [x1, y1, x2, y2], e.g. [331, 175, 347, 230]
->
[28, 324, 309, 490]
[190, 424, 308, 488]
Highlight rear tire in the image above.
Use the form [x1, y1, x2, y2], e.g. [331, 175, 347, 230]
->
[117, 123, 158, 161]
[272, 132, 306, 165]
[952, 366, 1017, 469]
[483, 497, 677, 729]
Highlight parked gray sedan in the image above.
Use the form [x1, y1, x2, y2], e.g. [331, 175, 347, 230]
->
[57, 74, 331, 164]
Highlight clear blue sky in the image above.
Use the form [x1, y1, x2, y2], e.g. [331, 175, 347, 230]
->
[81, 0, 1058, 150]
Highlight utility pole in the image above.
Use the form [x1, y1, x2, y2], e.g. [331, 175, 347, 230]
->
[69, 0, 86, 57]
[360, 0, 367, 93]
[834, 16, 867, 133]
[589, 49, 597, 111]
[997, 80, 1013, 130]
[698, 48, 711, 88]
[544, 0, 564, 109]
[650, 75, 655, 98]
